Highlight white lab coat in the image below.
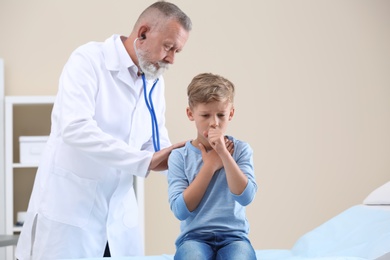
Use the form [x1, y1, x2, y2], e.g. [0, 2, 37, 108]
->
[15, 34, 171, 260]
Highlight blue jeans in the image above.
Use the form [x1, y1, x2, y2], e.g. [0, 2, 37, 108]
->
[174, 232, 257, 260]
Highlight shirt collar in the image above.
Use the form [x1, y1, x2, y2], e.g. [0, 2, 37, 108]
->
[104, 34, 138, 76]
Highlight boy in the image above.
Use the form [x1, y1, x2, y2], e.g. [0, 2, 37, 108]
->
[168, 73, 257, 260]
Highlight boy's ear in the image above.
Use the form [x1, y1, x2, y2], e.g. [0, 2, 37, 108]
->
[229, 107, 235, 121]
[186, 107, 195, 121]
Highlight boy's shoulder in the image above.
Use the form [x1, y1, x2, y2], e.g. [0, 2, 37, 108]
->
[171, 140, 193, 155]
[226, 135, 250, 147]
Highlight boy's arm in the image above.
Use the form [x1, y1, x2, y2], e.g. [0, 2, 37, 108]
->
[208, 127, 248, 195]
[219, 147, 249, 195]
[183, 143, 222, 212]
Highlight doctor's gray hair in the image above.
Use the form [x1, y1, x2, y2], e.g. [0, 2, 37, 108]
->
[136, 1, 192, 32]
[187, 73, 235, 109]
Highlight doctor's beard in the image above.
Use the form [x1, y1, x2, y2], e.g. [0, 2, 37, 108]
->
[138, 49, 169, 81]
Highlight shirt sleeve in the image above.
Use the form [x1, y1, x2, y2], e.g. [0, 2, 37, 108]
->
[167, 148, 192, 220]
[57, 46, 154, 177]
[230, 141, 257, 206]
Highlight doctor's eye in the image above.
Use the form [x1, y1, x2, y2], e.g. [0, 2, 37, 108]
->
[164, 45, 173, 52]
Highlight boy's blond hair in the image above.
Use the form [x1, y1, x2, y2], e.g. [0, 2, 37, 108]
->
[187, 73, 235, 108]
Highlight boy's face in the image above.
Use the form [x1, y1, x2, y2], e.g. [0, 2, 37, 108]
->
[187, 100, 234, 145]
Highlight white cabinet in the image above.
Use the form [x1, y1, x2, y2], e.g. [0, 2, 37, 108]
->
[4, 96, 55, 259]
[0, 59, 5, 260]
[4, 95, 145, 258]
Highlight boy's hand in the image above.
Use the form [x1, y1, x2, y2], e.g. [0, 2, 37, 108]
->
[207, 127, 234, 156]
[198, 143, 223, 173]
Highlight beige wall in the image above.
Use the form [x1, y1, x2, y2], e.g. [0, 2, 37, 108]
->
[1, 0, 390, 255]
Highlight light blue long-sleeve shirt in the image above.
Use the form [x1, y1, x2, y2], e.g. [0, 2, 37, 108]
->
[168, 135, 257, 245]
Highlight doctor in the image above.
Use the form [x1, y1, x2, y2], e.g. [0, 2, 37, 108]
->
[15, 1, 192, 259]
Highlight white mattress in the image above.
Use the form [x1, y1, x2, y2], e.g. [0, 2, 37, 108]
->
[64, 204, 390, 260]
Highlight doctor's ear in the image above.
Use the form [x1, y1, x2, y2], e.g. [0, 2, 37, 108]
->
[138, 26, 149, 41]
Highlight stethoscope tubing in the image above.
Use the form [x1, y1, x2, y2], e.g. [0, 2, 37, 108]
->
[142, 74, 160, 152]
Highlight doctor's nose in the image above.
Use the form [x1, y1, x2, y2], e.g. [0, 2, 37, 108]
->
[164, 51, 175, 64]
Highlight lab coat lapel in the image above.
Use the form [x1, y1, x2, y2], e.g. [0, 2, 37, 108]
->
[103, 34, 135, 87]
[117, 67, 135, 87]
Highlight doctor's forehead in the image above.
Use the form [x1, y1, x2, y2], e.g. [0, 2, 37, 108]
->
[160, 21, 189, 46]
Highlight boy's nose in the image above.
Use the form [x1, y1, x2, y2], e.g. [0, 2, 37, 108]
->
[210, 122, 219, 129]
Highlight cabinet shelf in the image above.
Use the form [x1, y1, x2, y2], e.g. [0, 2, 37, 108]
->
[4, 95, 145, 258]
[4, 96, 55, 260]
[12, 163, 39, 168]
[5, 95, 56, 105]
[13, 226, 22, 233]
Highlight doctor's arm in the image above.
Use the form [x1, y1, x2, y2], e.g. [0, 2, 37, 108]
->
[149, 140, 187, 171]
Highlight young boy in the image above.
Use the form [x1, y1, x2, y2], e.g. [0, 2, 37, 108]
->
[168, 73, 258, 260]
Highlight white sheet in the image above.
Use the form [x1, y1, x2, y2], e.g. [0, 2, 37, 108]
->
[64, 205, 390, 260]
[62, 255, 369, 260]
[256, 205, 390, 260]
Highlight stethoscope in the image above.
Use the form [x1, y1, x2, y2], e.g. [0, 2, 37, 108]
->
[142, 73, 160, 152]
[133, 36, 161, 152]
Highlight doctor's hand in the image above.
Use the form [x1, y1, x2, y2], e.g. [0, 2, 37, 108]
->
[149, 140, 187, 171]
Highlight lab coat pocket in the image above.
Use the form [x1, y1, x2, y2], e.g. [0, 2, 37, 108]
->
[41, 166, 98, 228]
[122, 188, 139, 228]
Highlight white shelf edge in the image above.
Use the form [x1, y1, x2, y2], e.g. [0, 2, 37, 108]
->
[5, 95, 56, 105]
[12, 163, 39, 168]
[13, 226, 22, 233]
